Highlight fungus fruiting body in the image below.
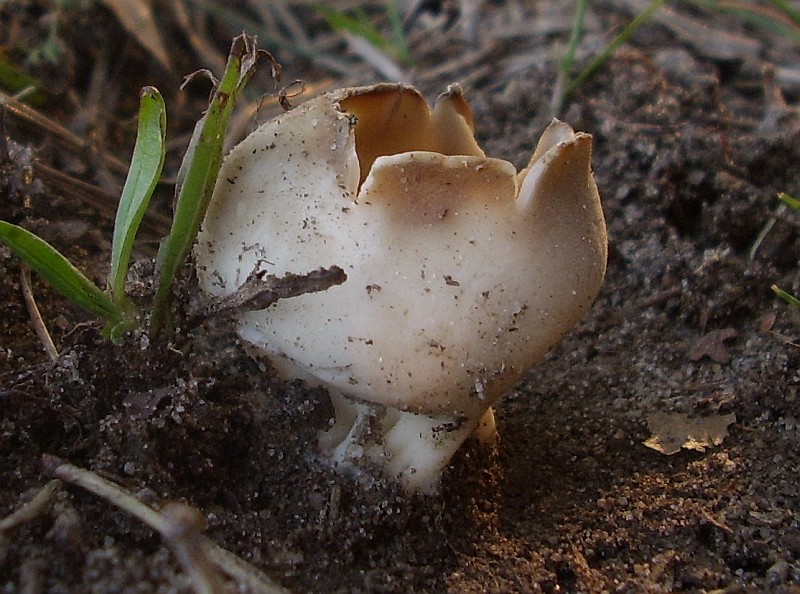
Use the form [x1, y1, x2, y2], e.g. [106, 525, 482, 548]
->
[195, 84, 608, 492]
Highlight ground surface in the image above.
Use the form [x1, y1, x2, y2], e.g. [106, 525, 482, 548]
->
[1, 1, 800, 593]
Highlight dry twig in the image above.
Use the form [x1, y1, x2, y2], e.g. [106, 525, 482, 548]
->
[0, 480, 61, 566]
[45, 457, 293, 594]
[0, 91, 129, 176]
[188, 265, 347, 327]
[19, 265, 59, 361]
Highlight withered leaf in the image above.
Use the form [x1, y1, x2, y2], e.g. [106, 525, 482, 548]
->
[688, 328, 738, 364]
[644, 412, 736, 455]
[100, 0, 171, 71]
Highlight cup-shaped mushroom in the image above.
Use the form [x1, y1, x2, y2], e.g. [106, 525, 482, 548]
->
[195, 84, 607, 492]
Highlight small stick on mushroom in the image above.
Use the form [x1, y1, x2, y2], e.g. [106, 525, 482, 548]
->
[188, 265, 346, 327]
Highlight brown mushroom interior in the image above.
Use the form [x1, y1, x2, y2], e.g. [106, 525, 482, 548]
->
[339, 86, 485, 186]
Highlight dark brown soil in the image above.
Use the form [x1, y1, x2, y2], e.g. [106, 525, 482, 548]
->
[2, 1, 800, 593]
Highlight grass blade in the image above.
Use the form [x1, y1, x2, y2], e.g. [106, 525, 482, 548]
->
[778, 192, 800, 211]
[316, 3, 411, 64]
[771, 194, 800, 310]
[109, 86, 166, 303]
[562, 0, 666, 101]
[769, 0, 800, 25]
[386, 1, 412, 66]
[0, 54, 48, 106]
[560, 0, 590, 76]
[772, 284, 800, 308]
[316, 5, 388, 51]
[150, 33, 260, 334]
[707, 1, 800, 45]
[0, 221, 118, 322]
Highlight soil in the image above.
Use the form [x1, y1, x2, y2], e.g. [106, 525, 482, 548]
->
[2, 1, 800, 593]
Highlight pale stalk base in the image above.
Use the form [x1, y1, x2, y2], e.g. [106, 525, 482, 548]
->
[319, 390, 497, 493]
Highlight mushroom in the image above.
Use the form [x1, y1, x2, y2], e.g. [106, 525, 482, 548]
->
[194, 84, 607, 492]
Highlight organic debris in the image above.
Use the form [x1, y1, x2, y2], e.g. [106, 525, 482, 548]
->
[687, 328, 738, 364]
[644, 412, 737, 455]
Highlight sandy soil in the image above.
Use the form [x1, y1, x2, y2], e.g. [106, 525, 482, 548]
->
[1, 1, 799, 592]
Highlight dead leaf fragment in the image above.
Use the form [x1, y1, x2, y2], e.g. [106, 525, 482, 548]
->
[759, 312, 776, 333]
[644, 412, 736, 455]
[100, 0, 172, 71]
[688, 328, 737, 364]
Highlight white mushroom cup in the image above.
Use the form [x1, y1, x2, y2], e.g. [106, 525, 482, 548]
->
[195, 84, 608, 493]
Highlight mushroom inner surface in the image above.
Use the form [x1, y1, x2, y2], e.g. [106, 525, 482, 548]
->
[339, 86, 485, 186]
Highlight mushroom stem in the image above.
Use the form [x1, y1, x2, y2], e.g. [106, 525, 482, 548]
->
[320, 391, 497, 493]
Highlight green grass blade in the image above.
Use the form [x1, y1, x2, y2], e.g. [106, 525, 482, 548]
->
[771, 194, 800, 311]
[778, 192, 800, 211]
[0, 53, 48, 106]
[709, 1, 800, 45]
[386, 1, 412, 65]
[317, 2, 413, 64]
[560, 0, 590, 76]
[772, 284, 800, 308]
[316, 3, 411, 64]
[316, 4, 388, 51]
[151, 34, 259, 334]
[769, 0, 800, 26]
[0, 221, 118, 321]
[562, 0, 666, 101]
[109, 86, 166, 303]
